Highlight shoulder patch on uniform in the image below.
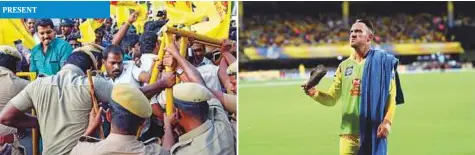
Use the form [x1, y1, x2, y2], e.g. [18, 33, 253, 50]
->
[79, 136, 101, 143]
[345, 66, 354, 77]
[142, 137, 161, 145]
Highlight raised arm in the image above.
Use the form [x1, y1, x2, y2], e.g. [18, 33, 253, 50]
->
[0, 85, 39, 129]
[218, 58, 233, 93]
[111, 12, 138, 45]
[164, 43, 236, 114]
[306, 66, 343, 106]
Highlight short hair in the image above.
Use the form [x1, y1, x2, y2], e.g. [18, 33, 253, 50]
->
[92, 52, 103, 62]
[355, 19, 374, 34]
[144, 20, 166, 34]
[66, 34, 80, 42]
[65, 51, 93, 73]
[121, 34, 140, 52]
[174, 100, 209, 122]
[140, 31, 158, 54]
[104, 45, 123, 60]
[35, 19, 54, 31]
[95, 27, 105, 36]
[0, 53, 20, 71]
[109, 102, 144, 134]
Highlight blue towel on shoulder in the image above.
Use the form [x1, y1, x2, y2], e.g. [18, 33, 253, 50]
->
[358, 49, 404, 155]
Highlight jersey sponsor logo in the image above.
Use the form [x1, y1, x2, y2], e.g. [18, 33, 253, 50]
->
[350, 78, 361, 96]
[345, 66, 353, 77]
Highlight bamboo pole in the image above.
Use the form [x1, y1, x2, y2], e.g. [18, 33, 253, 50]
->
[164, 33, 175, 116]
[86, 70, 105, 139]
[163, 26, 223, 46]
[194, 40, 221, 48]
[176, 37, 188, 83]
[149, 35, 167, 84]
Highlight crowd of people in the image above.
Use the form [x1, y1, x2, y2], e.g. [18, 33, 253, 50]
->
[0, 10, 237, 155]
[240, 13, 463, 47]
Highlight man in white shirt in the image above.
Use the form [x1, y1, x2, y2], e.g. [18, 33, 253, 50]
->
[189, 42, 223, 91]
[139, 31, 160, 74]
[102, 45, 150, 87]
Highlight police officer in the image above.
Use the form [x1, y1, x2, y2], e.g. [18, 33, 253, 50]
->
[0, 45, 28, 155]
[73, 43, 105, 70]
[70, 84, 168, 155]
[0, 50, 175, 154]
[162, 83, 236, 155]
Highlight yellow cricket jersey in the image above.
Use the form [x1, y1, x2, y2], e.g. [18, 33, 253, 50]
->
[312, 54, 396, 135]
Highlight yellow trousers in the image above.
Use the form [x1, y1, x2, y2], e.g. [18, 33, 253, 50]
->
[339, 135, 360, 155]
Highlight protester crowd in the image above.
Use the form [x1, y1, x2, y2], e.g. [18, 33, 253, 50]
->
[0, 10, 237, 155]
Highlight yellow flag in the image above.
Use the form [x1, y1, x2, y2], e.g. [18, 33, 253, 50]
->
[78, 19, 103, 43]
[114, 2, 147, 34]
[150, 1, 165, 20]
[0, 19, 36, 49]
[115, 1, 137, 27]
[133, 3, 148, 34]
[165, 1, 204, 26]
[191, 1, 231, 39]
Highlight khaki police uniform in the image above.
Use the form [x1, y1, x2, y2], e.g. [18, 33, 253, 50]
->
[0, 45, 29, 155]
[71, 134, 166, 155]
[70, 84, 167, 155]
[169, 83, 236, 155]
[8, 61, 115, 154]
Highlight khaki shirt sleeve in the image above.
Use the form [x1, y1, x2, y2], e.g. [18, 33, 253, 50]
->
[209, 100, 231, 124]
[312, 65, 342, 106]
[384, 78, 397, 123]
[9, 82, 34, 112]
[93, 76, 114, 103]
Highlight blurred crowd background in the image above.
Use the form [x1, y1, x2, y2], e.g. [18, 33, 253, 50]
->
[239, 1, 475, 80]
[241, 13, 466, 47]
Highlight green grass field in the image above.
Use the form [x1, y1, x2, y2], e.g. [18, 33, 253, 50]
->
[239, 71, 475, 155]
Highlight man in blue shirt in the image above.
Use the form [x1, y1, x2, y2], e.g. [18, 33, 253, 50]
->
[30, 19, 73, 76]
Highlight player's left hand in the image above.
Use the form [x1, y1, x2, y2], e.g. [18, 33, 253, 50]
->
[377, 119, 391, 138]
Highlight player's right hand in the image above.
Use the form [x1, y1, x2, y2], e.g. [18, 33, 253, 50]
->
[302, 84, 317, 96]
